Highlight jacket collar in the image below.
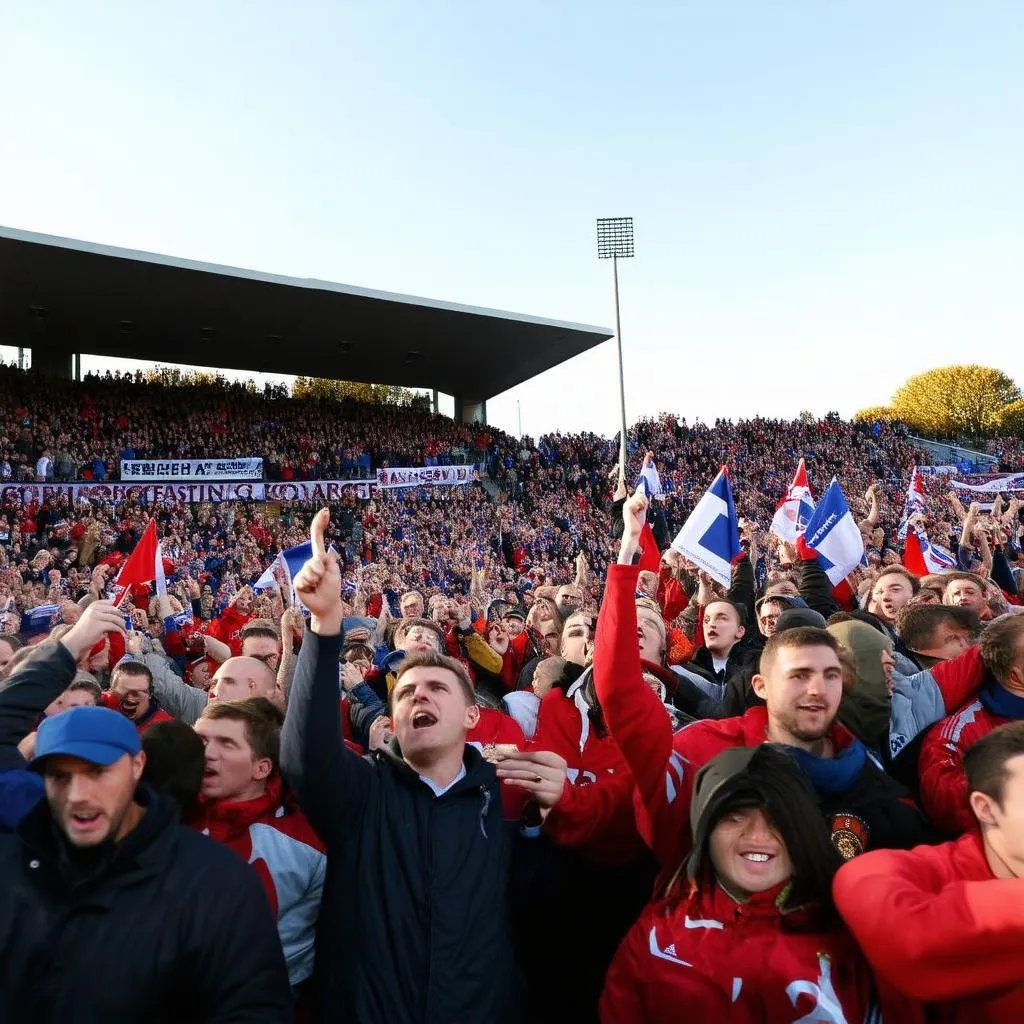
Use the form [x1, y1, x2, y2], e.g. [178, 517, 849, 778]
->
[199, 775, 284, 841]
[17, 784, 177, 901]
[739, 705, 855, 754]
[377, 740, 494, 794]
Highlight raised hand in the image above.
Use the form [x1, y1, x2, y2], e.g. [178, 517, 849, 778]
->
[61, 600, 125, 662]
[494, 749, 568, 819]
[293, 509, 343, 633]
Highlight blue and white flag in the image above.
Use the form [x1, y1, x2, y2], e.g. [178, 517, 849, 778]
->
[670, 467, 741, 588]
[275, 541, 339, 612]
[172, 605, 194, 630]
[636, 457, 662, 500]
[23, 603, 61, 636]
[802, 478, 866, 586]
[253, 556, 282, 592]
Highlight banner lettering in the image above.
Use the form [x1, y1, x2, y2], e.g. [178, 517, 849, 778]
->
[376, 465, 475, 489]
[0, 480, 374, 505]
[121, 458, 264, 481]
[950, 474, 1024, 494]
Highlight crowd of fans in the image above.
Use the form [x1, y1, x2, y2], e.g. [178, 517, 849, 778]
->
[4, 367, 1024, 1021]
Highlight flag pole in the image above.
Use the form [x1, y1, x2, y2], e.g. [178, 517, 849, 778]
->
[596, 217, 634, 487]
[612, 254, 629, 484]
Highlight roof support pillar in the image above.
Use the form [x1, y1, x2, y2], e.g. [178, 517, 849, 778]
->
[454, 396, 487, 425]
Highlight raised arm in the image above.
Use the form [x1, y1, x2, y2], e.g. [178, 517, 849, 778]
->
[835, 846, 1024, 1003]
[280, 509, 374, 847]
[0, 602, 125, 769]
[594, 490, 689, 870]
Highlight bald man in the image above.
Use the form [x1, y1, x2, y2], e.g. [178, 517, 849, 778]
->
[210, 657, 282, 710]
[145, 650, 282, 726]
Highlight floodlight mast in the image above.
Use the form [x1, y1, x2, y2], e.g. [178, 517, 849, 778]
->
[596, 217, 634, 486]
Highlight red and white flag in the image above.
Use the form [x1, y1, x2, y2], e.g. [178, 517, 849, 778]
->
[113, 519, 167, 606]
[770, 459, 816, 543]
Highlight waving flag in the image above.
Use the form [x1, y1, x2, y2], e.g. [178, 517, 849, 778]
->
[670, 467, 740, 588]
[770, 459, 816, 543]
[802, 479, 865, 586]
[897, 467, 927, 539]
[903, 526, 957, 577]
[112, 519, 167, 607]
[636, 456, 662, 500]
[22, 603, 61, 637]
[253, 556, 282, 592]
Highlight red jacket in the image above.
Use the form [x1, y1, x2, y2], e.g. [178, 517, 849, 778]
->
[834, 831, 1024, 1023]
[919, 697, 1012, 836]
[467, 707, 528, 819]
[595, 564, 923, 873]
[195, 776, 326, 986]
[205, 604, 253, 657]
[601, 883, 874, 1024]
[530, 683, 647, 866]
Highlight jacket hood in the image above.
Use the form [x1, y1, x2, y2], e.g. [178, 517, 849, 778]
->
[687, 744, 819, 887]
[828, 620, 892, 753]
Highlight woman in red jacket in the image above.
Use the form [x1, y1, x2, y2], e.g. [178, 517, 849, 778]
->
[601, 744, 876, 1024]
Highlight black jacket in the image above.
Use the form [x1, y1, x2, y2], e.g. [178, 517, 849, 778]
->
[281, 629, 517, 1024]
[0, 786, 292, 1023]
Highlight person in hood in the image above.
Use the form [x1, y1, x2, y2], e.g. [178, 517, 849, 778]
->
[835, 721, 1024, 1023]
[828, 619, 986, 771]
[280, 509, 547, 1024]
[598, 490, 926, 876]
[601, 745, 876, 1024]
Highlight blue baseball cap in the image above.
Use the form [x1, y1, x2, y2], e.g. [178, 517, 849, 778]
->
[30, 706, 141, 771]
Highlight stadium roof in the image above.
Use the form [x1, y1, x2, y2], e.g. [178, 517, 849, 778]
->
[0, 225, 612, 401]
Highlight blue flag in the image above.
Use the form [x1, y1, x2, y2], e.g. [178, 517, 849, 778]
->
[802, 478, 865, 586]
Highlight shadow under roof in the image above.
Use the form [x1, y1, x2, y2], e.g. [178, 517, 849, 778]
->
[0, 225, 613, 400]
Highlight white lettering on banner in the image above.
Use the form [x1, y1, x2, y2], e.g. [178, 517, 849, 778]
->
[0, 480, 374, 505]
[120, 458, 264, 481]
[376, 465, 474, 489]
[951, 474, 1024, 494]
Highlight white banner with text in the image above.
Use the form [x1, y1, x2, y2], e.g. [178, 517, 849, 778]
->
[1, 480, 373, 505]
[120, 458, 264, 481]
[375, 465, 475, 488]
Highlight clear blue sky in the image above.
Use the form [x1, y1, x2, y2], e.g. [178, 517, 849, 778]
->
[1, 2, 1021, 439]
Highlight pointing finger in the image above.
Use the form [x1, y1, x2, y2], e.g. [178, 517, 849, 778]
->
[310, 508, 329, 560]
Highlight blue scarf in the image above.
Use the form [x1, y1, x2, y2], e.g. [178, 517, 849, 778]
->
[980, 679, 1024, 720]
[787, 739, 867, 800]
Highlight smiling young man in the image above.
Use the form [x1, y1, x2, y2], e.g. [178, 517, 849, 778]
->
[280, 509, 558, 1024]
[597, 490, 925, 874]
[194, 698, 325, 991]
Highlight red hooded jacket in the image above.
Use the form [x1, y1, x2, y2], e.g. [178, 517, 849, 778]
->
[601, 883, 874, 1024]
[530, 682, 647, 866]
[834, 831, 1024, 1023]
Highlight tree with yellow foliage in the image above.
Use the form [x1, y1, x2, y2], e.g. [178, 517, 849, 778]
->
[852, 406, 898, 426]
[857, 366, 1020, 438]
[998, 399, 1024, 438]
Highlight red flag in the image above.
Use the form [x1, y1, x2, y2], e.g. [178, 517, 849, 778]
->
[637, 522, 661, 574]
[113, 519, 163, 606]
[902, 529, 928, 579]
